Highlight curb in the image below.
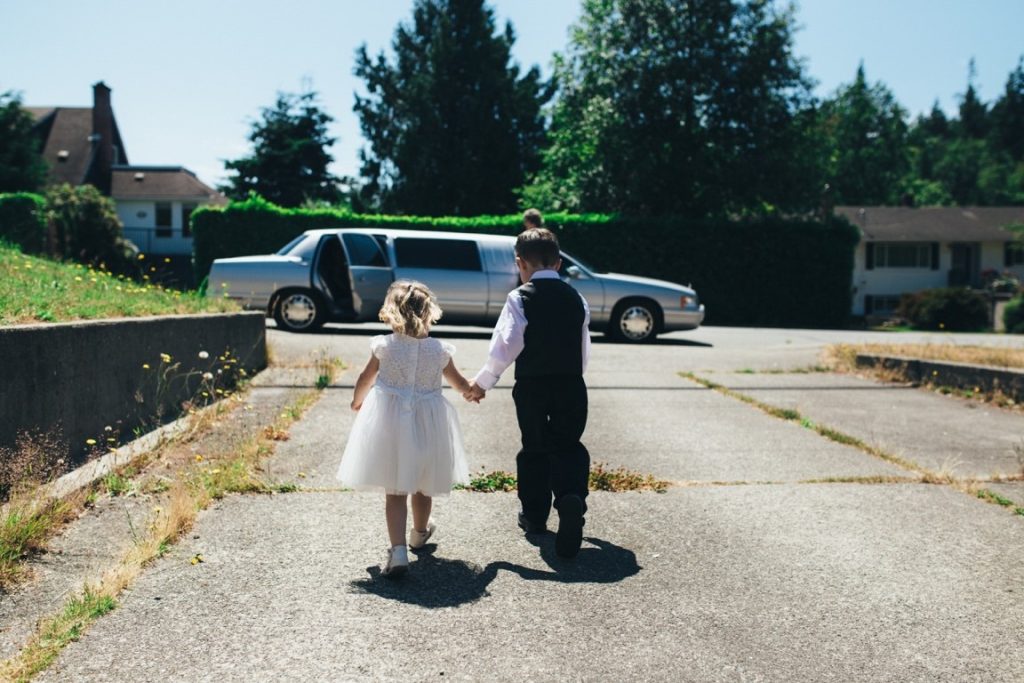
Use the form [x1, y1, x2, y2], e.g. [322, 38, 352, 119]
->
[44, 402, 213, 501]
[855, 354, 1024, 402]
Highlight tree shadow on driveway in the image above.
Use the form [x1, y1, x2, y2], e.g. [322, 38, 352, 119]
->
[348, 536, 641, 609]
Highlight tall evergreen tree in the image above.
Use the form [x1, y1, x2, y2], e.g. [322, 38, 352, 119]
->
[0, 91, 48, 193]
[990, 57, 1024, 161]
[221, 90, 341, 207]
[819, 64, 909, 205]
[957, 59, 988, 140]
[353, 0, 550, 216]
[520, 0, 818, 217]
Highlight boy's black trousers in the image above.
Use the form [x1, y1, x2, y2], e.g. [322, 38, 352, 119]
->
[512, 376, 590, 525]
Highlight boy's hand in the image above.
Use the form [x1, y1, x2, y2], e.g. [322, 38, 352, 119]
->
[464, 383, 486, 403]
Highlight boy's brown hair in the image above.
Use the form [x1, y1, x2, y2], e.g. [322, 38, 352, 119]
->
[515, 228, 561, 269]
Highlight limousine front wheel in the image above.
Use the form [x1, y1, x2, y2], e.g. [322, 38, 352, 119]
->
[272, 289, 326, 333]
[609, 299, 660, 343]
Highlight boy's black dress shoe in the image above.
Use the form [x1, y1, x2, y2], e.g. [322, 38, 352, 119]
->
[517, 512, 547, 534]
[555, 495, 584, 558]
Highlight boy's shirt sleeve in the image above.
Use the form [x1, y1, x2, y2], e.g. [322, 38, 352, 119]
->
[473, 291, 527, 391]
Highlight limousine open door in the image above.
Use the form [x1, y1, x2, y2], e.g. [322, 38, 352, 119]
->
[339, 232, 393, 321]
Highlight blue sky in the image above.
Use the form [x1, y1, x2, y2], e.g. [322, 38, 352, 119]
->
[3, 1, 1022, 187]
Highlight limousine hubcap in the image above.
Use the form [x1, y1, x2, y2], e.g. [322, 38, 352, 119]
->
[620, 305, 654, 340]
[282, 293, 316, 328]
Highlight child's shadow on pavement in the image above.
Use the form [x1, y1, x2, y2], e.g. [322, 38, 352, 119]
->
[349, 536, 641, 609]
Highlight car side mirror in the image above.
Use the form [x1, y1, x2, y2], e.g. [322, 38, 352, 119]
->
[566, 265, 582, 279]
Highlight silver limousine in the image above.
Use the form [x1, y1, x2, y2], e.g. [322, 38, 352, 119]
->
[208, 228, 705, 342]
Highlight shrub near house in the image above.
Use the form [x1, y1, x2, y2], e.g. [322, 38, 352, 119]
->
[897, 288, 990, 331]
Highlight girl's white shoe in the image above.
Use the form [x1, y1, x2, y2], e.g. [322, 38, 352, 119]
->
[409, 521, 437, 549]
[382, 545, 409, 578]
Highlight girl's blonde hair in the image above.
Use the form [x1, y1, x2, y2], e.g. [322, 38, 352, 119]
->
[378, 280, 443, 337]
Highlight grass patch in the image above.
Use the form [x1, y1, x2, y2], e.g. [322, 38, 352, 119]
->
[457, 464, 670, 493]
[0, 242, 236, 325]
[827, 343, 1024, 371]
[976, 488, 1015, 507]
[101, 471, 132, 496]
[589, 463, 670, 492]
[0, 496, 77, 589]
[457, 470, 518, 492]
[2, 587, 118, 680]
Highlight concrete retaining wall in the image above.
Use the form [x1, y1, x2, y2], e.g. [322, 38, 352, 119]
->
[0, 312, 266, 464]
[855, 353, 1024, 402]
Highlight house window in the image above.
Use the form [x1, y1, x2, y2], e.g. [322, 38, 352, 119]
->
[1005, 242, 1024, 266]
[182, 204, 197, 238]
[864, 294, 903, 315]
[874, 243, 932, 268]
[155, 203, 172, 238]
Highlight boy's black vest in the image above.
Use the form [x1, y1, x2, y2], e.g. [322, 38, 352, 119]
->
[515, 278, 585, 380]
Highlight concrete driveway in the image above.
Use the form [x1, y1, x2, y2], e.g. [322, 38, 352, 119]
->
[40, 324, 1024, 682]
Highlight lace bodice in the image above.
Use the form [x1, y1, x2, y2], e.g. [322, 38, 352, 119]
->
[371, 334, 454, 393]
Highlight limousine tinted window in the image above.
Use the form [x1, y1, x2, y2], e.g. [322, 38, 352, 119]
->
[343, 233, 388, 267]
[394, 238, 482, 271]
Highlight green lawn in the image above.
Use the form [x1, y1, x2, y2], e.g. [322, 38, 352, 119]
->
[0, 243, 237, 325]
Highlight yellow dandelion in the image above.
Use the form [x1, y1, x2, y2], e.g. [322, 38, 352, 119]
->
[201, 391, 209, 397]
[86, 438, 97, 445]
[298, 472, 307, 478]
[164, 257, 171, 263]
[138, 253, 145, 260]
[190, 554, 204, 565]
[75, 276, 83, 282]
[142, 363, 150, 369]
[160, 353, 172, 363]
[195, 454, 204, 462]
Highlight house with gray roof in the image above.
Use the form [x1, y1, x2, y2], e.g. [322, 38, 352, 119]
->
[29, 82, 225, 256]
[836, 206, 1024, 318]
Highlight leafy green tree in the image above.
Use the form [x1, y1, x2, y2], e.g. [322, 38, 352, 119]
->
[353, 0, 550, 216]
[819, 64, 909, 205]
[522, 0, 819, 217]
[0, 91, 48, 193]
[221, 90, 341, 207]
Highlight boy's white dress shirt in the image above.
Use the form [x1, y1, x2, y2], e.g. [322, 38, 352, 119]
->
[473, 270, 591, 391]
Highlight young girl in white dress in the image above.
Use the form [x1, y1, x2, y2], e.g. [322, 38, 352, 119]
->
[337, 280, 471, 577]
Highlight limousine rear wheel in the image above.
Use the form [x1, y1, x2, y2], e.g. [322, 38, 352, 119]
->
[272, 289, 326, 333]
[608, 298, 661, 343]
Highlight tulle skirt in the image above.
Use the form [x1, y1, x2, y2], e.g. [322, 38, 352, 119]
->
[336, 385, 469, 497]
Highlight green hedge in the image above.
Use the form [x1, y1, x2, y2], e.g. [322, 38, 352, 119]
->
[0, 192, 47, 253]
[192, 195, 858, 328]
[1003, 296, 1024, 334]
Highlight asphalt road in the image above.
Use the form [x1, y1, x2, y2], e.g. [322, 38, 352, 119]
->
[39, 323, 1024, 682]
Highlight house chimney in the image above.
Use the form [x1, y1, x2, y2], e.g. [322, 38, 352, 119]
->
[90, 81, 114, 194]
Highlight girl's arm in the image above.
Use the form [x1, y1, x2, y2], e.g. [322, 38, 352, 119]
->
[351, 354, 380, 411]
[442, 358, 472, 396]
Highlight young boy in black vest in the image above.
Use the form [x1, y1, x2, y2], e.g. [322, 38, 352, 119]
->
[467, 226, 591, 558]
